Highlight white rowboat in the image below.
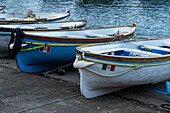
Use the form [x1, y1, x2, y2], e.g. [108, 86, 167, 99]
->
[73, 37, 170, 98]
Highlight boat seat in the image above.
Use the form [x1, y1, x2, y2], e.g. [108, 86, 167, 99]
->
[0, 18, 5, 20]
[115, 48, 161, 56]
[34, 27, 48, 30]
[163, 42, 170, 47]
[20, 26, 35, 29]
[85, 33, 113, 38]
[139, 45, 170, 55]
[54, 35, 87, 39]
[99, 48, 161, 56]
[60, 26, 70, 29]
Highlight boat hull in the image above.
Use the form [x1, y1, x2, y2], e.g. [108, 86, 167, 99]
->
[0, 12, 70, 24]
[73, 37, 170, 98]
[16, 34, 134, 72]
[13, 24, 136, 72]
[78, 62, 170, 98]
[16, 39, 113, 72]
[17, 40, 78, 72]
[0, 20, 87, 57]
[0, 20, 87, 36]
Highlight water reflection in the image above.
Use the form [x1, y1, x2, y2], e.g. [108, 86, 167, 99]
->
[0, 0, 170, 38]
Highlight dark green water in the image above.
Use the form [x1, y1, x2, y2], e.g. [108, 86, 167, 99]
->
[1, 0, 170, 39]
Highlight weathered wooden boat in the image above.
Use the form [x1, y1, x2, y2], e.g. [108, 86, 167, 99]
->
[0, 5, 6, 13]
[73, 37, 170, 98]
[0, 20, 87, 57]
[0, 19, 87, 36]
[9, 23, 136, 72]
[0, 11, 70, 24]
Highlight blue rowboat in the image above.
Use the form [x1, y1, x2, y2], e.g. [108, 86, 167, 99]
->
[9, 23, 136, 72]
[0, 5, 6, 13]
[73, 37, 170, 98]
[0, 11, 70, 24]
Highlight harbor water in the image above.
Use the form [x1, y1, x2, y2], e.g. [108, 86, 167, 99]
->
[1, 0, 170, 39]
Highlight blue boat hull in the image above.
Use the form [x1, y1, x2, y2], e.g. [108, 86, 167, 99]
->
[17, 39, 89, 72]
[17, 40, 125, 72]
[14, 24, 136, 72]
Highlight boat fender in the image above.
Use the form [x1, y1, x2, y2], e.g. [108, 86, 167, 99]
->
[8, 28, 25, 58]
[9, 43, 27, 50]
[73, 57, 95, 69]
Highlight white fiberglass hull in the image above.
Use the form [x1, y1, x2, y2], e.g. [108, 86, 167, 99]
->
[78, 62, 170, 99]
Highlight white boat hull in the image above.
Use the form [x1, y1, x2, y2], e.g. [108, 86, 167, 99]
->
[78, 62, 170, 98]
[0, 36, 10, 57]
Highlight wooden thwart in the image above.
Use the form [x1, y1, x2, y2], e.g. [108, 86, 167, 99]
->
[139, 45, 170, 52]
[98, 48, 161, 56]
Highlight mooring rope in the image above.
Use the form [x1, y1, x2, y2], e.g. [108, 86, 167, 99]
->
[84, 66, 142, 77]
[160, 104, 170, 110]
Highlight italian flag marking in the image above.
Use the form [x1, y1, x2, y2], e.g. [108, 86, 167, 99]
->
[40, 46, 51, 53]
[102, 64, 115, 71]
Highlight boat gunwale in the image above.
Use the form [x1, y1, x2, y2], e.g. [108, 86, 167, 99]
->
[76, 37, 170, 64]
[0, 12, 70, 23]
[0, 19, 87, 32]
[22, 24, 136, 42]
[0, 19, 86, 25]
[24, 23, 136, 33]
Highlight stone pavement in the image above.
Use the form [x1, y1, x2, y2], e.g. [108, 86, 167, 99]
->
[0, 58, 169, 113]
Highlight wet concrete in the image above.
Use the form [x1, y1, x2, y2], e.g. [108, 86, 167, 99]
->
[0, 58, 169, 113]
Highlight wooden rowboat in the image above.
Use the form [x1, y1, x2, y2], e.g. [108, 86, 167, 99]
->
[0, 11, 70, 24]
[9, 23, 136, 72]
[73, 37, 170, 98]
[0, 19, 87, 36]
[0, 5, 6, 13]
[0, 19, 87, 57]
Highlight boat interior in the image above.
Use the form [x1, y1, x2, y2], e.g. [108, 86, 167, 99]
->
[0, 21, 84, 30]
[101, 43, 170, 57]
[25, 27, 133, 38]
[0, 12, 68, 21]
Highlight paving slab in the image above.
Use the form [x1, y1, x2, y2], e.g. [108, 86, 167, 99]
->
[0, 58, 169, 113]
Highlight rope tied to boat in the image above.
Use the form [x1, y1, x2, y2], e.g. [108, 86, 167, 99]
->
[84, 65, 142, 77]
[74, 54, 143, 77]
[110, 30, 122, 42]
[160, 104, 170, 110]
[74, 53, 145, 77]
[21, 45, 46, 52]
